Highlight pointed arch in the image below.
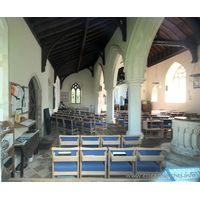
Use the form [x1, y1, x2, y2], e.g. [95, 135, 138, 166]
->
[104, 45, 124, 89]
[125, 17, 164, 81]
[27, 74, 43, 137]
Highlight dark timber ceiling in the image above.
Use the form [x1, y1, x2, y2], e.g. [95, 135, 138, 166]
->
[24, 17, 200, 87]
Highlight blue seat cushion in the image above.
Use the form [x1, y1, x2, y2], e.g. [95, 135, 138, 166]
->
[138, 150, 161, 156]
[83, 119, 90, 121]
[96, 122, 106, 126]
[82, 161, 105, 171]
[82, 137, 99, 141]
[65, 125, 78, 130]
[54, 162, 77, 172]
[61, 137, 78, 141]
[83, 124, 95, 128]
[124, 137, 140, 141]
[110, 161, 132, 172]
[76, 122, 82, 126]
[137, 159, 160, 172]
[148, 124, 159, 128]
[163, 125, 171, 128]
[102, 137, 119, 141]
[117, 119, 124, 122]
[64, 120, 71, 125]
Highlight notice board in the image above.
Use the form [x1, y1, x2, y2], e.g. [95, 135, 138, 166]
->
[9, 82, 29, 117]
[61, 92, 69, 102]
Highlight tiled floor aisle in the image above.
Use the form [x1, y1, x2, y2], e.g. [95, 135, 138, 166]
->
[14, 124, 171, 179]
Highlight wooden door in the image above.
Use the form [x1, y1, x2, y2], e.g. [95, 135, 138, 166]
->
[28, 79, 36, 129]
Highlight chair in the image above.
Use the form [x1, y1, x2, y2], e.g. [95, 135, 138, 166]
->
[51, 147, 79, 178]
[121, 135, 141, 148]
[95, 117, 107, 133]
[79, 147, 107, 178]
[87, 116, 95, 125]
[74, 119, 83, 133]
[108, 147, 137, 178]
[80, 135, 101, 148]
[116, 113, 127, 126]
[101, 135, 121, 148]
[56, 117, 65, 134]
[63, 119, 79, 135]
[82, 119, 96, 135]
[162, 119, 173, 139]
[51, 115, 57, 134]
[59, 135, 79, 148]
[123, 118, 128, 130]
[136, 147, 165, 175]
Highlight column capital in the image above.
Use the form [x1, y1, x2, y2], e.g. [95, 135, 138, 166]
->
[126, 78, 146, 86]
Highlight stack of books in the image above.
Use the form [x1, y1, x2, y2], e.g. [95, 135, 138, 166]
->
[15, 136, 31, 146]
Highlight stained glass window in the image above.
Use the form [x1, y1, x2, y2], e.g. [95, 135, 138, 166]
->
[71, 82, 81, 104]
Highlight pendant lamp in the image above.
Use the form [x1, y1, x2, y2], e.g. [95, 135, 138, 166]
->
[152, 65, 161, 88]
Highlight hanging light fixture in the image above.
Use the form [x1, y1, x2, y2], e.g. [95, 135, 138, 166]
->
[152, 65, 161, 88]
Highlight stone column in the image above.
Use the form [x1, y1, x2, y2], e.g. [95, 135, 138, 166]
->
[105, 87, 115, 124]
[126, 79, 145, 137]
[94, 91, 100, 114]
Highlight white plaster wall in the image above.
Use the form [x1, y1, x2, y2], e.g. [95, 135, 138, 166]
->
[115, 84, 127, 105]
[61, 69, 94, 111]
[6, 17, 60, 166]
[145, 50, 200, 114]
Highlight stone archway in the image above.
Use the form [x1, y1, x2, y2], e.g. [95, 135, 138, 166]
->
[28, 75, 43, 137]
[124, 17, 164, 136]
[104, 45, 124, 123]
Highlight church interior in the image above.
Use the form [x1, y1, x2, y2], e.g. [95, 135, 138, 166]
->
[0, 6, 199, 198]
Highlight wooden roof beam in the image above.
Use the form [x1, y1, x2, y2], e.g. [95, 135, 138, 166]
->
[110, 17, 127, 42]
[76, 18, 90, 73]
[153, 38, 198, 62]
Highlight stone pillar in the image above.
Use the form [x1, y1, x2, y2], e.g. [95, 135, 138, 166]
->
[126, 79, 145, 137]
[105, 87, 115, 124]
[94, 91, 100, 114]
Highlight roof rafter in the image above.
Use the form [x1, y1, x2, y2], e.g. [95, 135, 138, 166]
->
[76, 18, 90, 73]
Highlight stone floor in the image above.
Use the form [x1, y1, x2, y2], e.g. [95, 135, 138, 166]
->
[14, 123, 172, 179]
